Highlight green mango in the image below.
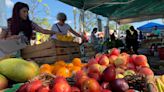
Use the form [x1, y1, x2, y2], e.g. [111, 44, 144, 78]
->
[0, 58, 39, 82]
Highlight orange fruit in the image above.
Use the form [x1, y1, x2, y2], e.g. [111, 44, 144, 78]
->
[40, 70, 52, 74]
[72, 58, 82, 67]
[39, 64, 52, 74]
[70, 66, 81, 74]
[55, 67, 71, 78]
[52, 64, 62, 74]
[66, 63, 74, 70]
[55, 60, 66, 67]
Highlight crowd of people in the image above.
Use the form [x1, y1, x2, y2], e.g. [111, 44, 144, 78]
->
[0, 2, 163, 56]
[0, 2, 85, 44]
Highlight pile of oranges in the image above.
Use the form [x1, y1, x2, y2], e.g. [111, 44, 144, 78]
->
[39, 58, 85, 78]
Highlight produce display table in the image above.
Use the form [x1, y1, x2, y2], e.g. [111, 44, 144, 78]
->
[141, 38, 163, 48]
[21, 39, 81, 64]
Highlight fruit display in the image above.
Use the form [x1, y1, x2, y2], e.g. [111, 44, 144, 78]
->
[39, 58, 85, 78]
[16, 73, 71, 92]
[0, 48, 164, 92]
[56, 34, 74, 42]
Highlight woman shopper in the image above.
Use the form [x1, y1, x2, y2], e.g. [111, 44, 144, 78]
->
[0, 2, 56, 44]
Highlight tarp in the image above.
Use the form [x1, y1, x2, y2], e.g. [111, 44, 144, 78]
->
[59, 0, 164, 24]
[137, 22, 164, 33]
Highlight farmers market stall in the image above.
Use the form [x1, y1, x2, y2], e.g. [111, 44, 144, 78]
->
[1, 0, 164, 92]
[0, 48, 164, 92]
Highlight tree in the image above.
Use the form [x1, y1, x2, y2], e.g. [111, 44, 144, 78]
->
[109, 22, 115, 30]
[73, 7, 77, 31]
[118, 24, 132, 31]
[84, 11, 97, 32]
[25, 0, 51, 44]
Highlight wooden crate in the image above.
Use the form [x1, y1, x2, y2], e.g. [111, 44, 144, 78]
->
[80, 43, 96, 63]
[80, 43, 96, 58]
[21, 39, 81, 64]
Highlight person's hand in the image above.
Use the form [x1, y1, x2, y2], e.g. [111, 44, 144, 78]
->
[81, 36, 87, 43]
[6, 35, 20, 40]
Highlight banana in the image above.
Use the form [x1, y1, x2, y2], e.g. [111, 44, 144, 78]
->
[160, 75, 164, 84]
[159, 77, 164, 91]
[156, 78, 164, 92]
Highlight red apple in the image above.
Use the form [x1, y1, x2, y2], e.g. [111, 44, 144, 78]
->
[52, 77, 71, 92]
[114, 56, 127, 67]
[127, 62, 136, 70]
[52, 81, 71, 92]
[71, 86, 80, 92]
[108, 55, 117, 64]
[138, 67, 154, 76]
[88, 72, 101, 81]
[101, 82, 109, 89]
[98, 55, 109, 66]
[134, 55, 148, 66]
[109, 48, 120, 56]
[27, 80, 42, 92]
[95, 53, 103, 58]
[75, 75, 89, 88]
[54, 76, 67, 83]
[81, 78, 101, 92]
[87, 58, 98, 66]
[129, 54, 137, 63]
[87, 64, 101, 73]
[37, 85, 50, 92]
[102, 89, 112, 92]
[102, 65, 116, 82]
[74, 70, 86, 82]
[120, 53, 130, 62]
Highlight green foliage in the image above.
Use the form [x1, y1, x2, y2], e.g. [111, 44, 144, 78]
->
[27, 0, 51, 43]
[37, 0, 42, 3]
[84, 11, 97, 32]
[119, 24, 132, 31]
[109, 23, 115, 30]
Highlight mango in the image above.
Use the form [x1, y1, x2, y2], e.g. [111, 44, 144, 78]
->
[0, 74, 8, 90]
[0, 58, 39, 82]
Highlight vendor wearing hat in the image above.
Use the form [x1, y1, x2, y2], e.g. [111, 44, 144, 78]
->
[51, 12, 85, 40]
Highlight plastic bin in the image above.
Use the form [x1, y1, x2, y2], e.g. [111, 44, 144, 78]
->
[158, 47, 164, 60]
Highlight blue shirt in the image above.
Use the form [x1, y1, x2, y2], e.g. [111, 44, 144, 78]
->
[152, 29, 161, 36]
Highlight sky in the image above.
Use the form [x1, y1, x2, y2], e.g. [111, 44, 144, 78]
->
[4, 0, 164, 30]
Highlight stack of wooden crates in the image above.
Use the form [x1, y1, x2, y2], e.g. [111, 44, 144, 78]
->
[21, 39, 81, 64]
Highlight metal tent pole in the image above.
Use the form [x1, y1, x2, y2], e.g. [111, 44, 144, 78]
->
[104, 18, 110, 40]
